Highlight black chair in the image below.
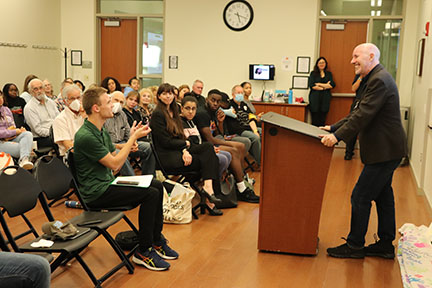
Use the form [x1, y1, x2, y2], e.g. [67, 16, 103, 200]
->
[67, 151, 139, 249]
[49, 125, 61, 158]
[149, 141, 213, 218]
[34, 155, 136, 284]
[0, 166, 102, 287]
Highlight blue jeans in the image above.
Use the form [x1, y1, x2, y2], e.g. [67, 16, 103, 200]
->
[347, 159, 401, 247]
[240, 130, 261, 165]
[0, 131, 33, 161]
[0, 252, 50, 288]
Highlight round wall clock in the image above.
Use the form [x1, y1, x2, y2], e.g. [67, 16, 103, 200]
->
[223, 0, 254, 31]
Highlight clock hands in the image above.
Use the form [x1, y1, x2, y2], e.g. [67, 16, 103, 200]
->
[235, 12, 247, 23]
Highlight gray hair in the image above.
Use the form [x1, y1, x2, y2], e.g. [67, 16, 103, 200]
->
[28, 78, 43, 92]
[62, 84, 82, 100]
[231, 84, 242, 94]
[193, 79, 203, 87]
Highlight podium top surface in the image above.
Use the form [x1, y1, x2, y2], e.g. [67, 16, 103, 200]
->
[261, 112, 329, 139]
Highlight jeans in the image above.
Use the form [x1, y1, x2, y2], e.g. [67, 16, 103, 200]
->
[117, 141, 156, 176]
[240, 130, 261, 165]
[0, 131, 33, 161]
[87, 179, 164, 250]
[216, 150, 232, 176]
[347, 158, 401, 247]
[0, 252, 50, 288]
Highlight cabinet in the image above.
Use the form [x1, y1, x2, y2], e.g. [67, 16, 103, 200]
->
[252, 102, 308, 122]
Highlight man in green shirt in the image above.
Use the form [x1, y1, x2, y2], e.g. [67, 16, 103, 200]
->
[74, 87, 178, 271]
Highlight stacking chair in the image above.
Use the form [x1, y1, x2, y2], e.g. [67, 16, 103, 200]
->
[34, 155, 136, 284]
[149, 141, 212, 219]
[67, 151, 139, 251]
[0, 166, 102, 287]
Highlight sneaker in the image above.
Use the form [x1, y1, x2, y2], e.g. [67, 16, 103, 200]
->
[19, 157, 34, 170]
[327, 239, 365, 259]
[365, 237, 395, 259]
[153, 238, 179, 260]
[132, 247, 170, 271]
[237, 187, 260, 203]
[344, 153, 353, 160]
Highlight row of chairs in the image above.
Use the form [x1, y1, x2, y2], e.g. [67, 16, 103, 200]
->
[0, 155, 141, 287]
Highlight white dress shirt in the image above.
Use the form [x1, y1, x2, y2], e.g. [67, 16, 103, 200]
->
[24, 96, 59, 138]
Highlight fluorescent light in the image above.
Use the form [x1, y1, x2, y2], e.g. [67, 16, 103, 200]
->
[377, 0, 382, 7]
[371, 0, 375, 7]
[371, 10, 376, 16]
[320, 10, 327, 16]
[377, 10, 381, 16]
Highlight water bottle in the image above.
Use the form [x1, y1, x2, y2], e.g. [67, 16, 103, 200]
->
[288, 89, 293, 104]
[65, 200, 83, 209]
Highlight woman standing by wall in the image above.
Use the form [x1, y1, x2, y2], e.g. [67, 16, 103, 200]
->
[308, 57, 335, 126]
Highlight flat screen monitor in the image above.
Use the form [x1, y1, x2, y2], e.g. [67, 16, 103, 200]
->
[249, 64, 275, 80]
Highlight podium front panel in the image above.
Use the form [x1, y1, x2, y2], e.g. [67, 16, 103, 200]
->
[258, 121, 333, 255]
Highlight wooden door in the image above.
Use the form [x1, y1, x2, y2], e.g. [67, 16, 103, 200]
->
[319, 21, 368, 124]
[100, 19, 137, 85]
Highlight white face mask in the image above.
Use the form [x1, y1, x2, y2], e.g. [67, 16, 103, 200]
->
[112, 102, 122, 114]
[69, 99, 81, 112]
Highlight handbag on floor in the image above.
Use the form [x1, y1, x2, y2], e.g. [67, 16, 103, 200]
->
[215, 173, 238, 209]
[0, 152, 14, 173]
[162, 180, 196, 224]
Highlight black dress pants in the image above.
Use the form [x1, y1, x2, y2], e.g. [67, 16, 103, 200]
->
[87, 179, 164, 250]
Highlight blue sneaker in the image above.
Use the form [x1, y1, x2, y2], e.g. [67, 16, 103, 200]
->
[153, 238, 179, 260]
[132, 247, 170, 271]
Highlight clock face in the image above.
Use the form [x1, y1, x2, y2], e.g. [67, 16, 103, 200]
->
[223, 0, 254, 31]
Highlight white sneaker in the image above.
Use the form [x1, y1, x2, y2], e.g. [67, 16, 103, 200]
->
[19, 157, 34, 170]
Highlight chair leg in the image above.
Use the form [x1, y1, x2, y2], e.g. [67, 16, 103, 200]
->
[99, 229, 135, 274]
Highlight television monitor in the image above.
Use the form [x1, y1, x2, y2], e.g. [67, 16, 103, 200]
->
[249, 64, 275, 80]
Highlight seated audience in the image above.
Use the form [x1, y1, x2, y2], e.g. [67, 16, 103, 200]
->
[0, 251, 50, 288]
[241, 81, 264, 120]
[55, 78, 74, 112]
[24, 79, 59, 149]
[2, 83, 27, 129]
[150, 83, 223, 215]
[104, 91, 155, 176]
[0, 91, 34, 170]
[43, 79, 56, 100]
[138, 88, 155, 124]
[177, 84, 190, 103]
[123, 91, 144, 128]
[74, 87, 177, 271]
[123, 76, 141, 97]
[229, 85, 261, 166]
[73, 79, 86, 92]
[101, 76, 122, 94]
[190, 80, 206, 109]
[52, 84, 85, 157]
[148, 86, 159, 101]
[181, 96, 232, 179]
[20, 74, 38, 103]
[194, 90, 259, 203]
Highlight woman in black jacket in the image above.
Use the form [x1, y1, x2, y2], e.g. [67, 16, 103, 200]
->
[150, 83, 222, 213]
[308, 57, 335, 126]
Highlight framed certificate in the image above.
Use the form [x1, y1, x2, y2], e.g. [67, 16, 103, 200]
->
[71, 50, 82, 66]
[297, 56, 311, 74]
[292, 76, 309, 89]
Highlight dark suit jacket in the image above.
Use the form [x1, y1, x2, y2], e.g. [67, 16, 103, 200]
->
[332, 64, 407, 165]
[149, 108, 188, 169]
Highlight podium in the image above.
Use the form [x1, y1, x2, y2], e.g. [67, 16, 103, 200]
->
[258, 112, 334, 255]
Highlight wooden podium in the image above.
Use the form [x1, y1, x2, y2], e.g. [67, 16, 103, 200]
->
[258, 112, 334, 255]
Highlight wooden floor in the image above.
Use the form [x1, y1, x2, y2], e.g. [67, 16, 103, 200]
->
[6, 148, 432, 288]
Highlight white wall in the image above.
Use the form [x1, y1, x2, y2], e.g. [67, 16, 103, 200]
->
[409, 0, 432, 205]
[60, 0, 97, 89]
[0, 0, 61, 93]
[164, 0, 319, 99]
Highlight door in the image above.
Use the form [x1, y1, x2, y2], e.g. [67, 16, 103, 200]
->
[100, 19, 137, 85]
[319, 21, 368, 124]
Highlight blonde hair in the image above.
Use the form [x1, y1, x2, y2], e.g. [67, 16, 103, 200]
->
[139, 88, 154, 105]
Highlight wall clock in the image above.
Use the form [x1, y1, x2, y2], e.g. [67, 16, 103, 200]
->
[223, 0, 254, 31]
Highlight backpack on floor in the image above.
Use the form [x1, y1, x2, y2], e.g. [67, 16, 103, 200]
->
[215, 173, 238, 209]
[115, 231, 139, 251]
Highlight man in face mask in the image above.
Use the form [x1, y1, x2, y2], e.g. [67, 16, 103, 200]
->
[104, 91, 155, 176]
[229, 85, 261, 167]
[23, 78, 59, 148]
[52, 84, 85, 157]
